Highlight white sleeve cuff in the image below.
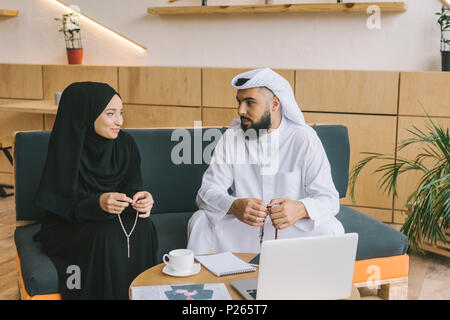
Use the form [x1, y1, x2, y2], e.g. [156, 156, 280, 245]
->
[218, 194, 237, 214]
[293, 198, 319, 232]
[294, 218, 316, 232]
[299, 198, 320, 221]
[203, 193, 237, 226]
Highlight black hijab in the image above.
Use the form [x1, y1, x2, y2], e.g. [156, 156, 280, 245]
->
[34, 81, 140, 220]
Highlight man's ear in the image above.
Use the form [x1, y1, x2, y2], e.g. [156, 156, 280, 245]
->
[272, 96, 281, 112]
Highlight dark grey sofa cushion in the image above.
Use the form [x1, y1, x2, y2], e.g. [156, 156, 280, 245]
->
[128, 129, 217, 214]
[336, 205, 409, 260]
[14, 224, 59, 295]
[150, 212, 194, 263]
[312, 125, 349, 198]
[14, 132, 49, 221]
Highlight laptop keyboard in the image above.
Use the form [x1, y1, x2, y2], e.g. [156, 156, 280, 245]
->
[246, 289, 257, 299]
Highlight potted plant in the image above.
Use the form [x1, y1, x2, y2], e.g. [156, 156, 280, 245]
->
[55, 10, 83, 65]
[348, 117, 449, 254]
[436, 5, 450, 71]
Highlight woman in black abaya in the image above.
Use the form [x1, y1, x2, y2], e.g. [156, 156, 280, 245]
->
[33, 81, 158, 300]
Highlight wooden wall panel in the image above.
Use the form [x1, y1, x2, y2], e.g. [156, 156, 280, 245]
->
[123, 104, 201, 128]
[303, 112, 397, 209]
[393, 209, 408, 224]
[394, 116, 450, 210]
[0, 172, 14, 186]
[118, 67, 201, 106]
[0, 99, 34, 105]
[202, 68, 295, 108]
[348, 206, 393, 223]
[44, 115, 56, 131]
[0, 111, 43, 173]
[202, 107, 238, 127]
[295, 70, 399, 114]
[0, 99, 43, 174]
[0, 64, 43, 99]
[399, 72, 450, 117]
[42, 65, 118, 99]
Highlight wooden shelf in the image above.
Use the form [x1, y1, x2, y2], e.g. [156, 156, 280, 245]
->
[0, 9, 19, 17]
[0, 100, 57, 115]
[147, 2, 407, 15]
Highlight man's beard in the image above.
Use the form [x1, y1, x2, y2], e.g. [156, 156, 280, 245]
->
[240, 108, 271, 136]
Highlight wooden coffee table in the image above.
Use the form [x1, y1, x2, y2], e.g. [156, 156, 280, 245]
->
[129, 253, 360, 300]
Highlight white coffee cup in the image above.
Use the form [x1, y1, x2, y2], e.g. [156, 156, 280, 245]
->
[163, 249, 194, 272]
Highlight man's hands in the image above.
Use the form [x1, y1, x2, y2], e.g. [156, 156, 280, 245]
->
[228, 198, 268, 227]
[99, 191, 154, 218]
[228, 198, 309, 229]
[267, 198, 309, 230]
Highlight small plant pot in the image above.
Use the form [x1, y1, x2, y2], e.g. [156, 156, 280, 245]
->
[442, 51, 450, 72]
[66, 48, 83, 65]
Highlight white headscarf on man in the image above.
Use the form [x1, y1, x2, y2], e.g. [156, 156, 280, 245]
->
[231, 68, 306, 126]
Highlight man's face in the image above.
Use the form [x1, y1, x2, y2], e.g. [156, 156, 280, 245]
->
[236, 87, 274, 133]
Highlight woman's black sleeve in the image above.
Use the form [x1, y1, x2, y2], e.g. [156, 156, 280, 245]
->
[73, 195, 115, 223]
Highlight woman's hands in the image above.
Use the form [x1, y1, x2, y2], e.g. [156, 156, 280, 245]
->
[99, 191, 154, 218]
[99, 193, 133, 215]
[131, 191, 154, 218]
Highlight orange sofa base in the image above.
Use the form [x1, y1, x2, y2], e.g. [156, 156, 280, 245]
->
[16, 253, 62, 300]
[352, 254, 409, 284]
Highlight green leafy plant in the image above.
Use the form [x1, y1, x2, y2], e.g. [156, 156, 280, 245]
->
[55, 11, 82, 49]
[348, 116, 449, 253]
[436, 5, 450, 52]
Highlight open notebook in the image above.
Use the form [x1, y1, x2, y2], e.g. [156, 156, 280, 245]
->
[195, 252, 256, 277]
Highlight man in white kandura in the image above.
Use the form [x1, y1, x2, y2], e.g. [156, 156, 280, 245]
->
[187, 68, 344, 255]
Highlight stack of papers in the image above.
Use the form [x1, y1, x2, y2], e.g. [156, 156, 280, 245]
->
[131, 283, 232, 300]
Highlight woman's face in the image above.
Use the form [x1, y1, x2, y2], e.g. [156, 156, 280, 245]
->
[94, 94, 123, 139]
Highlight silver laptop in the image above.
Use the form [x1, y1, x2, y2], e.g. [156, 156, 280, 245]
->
[231, 233, 358, 300]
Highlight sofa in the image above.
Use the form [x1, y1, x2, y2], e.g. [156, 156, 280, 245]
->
[14, 125, 409, 300]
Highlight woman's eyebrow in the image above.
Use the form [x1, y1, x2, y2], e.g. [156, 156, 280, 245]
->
[105, 107, 123, 111]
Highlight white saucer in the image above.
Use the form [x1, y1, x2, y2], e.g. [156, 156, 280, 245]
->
[162, 263, 201, 277]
